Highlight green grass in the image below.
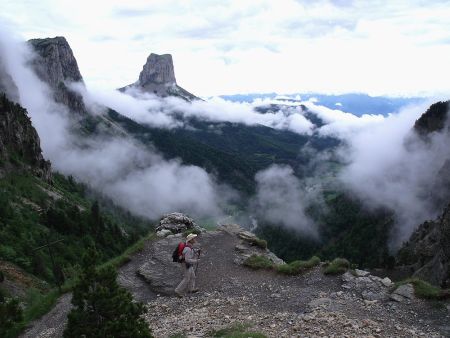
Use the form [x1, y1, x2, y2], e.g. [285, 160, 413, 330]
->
[248, 238, 268, 249]
[323, 258, 350, 275]
[276, 256, 321, 275]
[395, 278, 450, 300]
[100, 232, 156, 270]
[243, 255, 274, 270]
[210, 324, 267, 338]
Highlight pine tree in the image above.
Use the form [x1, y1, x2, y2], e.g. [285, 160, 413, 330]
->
[64, 248, 152, 338]
[0, 286, 23, 336]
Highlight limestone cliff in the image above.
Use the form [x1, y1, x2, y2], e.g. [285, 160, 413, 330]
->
[0, 93, 51, 180]
[28, 36, 87, 115]
[120, 53, 198, 101]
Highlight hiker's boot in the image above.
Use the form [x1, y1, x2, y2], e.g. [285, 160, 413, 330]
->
[190, 288, 199, 294]
[175, 291, 184, 298]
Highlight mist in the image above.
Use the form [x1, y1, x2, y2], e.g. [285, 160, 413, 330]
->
[339, 102, 450, 249]
[0, 27, 232, 221]
[251, 164, 319, 238]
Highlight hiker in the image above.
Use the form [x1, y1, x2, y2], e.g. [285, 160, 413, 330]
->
[174, 233, 200, 297]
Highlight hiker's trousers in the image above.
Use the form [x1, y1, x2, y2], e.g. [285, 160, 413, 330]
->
[175, 265, 196, 294]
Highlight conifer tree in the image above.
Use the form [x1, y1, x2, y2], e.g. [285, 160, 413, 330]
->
[0, 278, 23, 337]
[64, 248, 152, 338]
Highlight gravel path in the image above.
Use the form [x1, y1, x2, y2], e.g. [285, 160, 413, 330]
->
[18, 226, 450, 337]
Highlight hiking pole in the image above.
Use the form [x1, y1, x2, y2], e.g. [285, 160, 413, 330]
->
[195, 249, 202, 275]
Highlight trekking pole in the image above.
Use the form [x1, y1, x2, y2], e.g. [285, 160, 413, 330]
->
[195, 249, 202, 274]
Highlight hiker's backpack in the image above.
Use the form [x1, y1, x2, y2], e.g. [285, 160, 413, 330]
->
[172, 242, 186, 263]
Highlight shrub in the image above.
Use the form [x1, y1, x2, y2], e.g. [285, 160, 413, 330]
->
[323, 258, 350, 275]
[243, 255, 273, 270]
[276, 256, 320, 275]
[251, 238, 268, 249]
[396, 278, 450, 300]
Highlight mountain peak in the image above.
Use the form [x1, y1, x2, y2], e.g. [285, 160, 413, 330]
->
[28, 36, 87, 114]
[138, 53, 176, 86]
[121, 52, 197, 101]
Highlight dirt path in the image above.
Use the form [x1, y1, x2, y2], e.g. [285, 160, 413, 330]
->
[18, 226, 450, 338]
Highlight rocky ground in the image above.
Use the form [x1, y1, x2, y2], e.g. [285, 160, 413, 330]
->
[18, 224, 450, 338]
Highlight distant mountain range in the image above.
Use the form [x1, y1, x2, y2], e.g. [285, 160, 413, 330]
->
[220, 92, 426, 117]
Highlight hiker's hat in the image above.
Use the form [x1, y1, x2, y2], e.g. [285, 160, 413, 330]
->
[186, 233, 198, 242]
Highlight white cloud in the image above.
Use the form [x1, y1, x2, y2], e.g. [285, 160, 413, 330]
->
[251, 164, 319, 237]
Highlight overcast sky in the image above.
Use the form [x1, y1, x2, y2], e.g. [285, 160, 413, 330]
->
[2, 0, 450, 97]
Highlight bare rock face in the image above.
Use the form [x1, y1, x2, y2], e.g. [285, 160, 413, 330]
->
[120, 53, 197, 101]
[0, 94, 51, 181]
[139, 53, 176, 86]
[397, 205, 450, 288]
[28, 36, 87, 115]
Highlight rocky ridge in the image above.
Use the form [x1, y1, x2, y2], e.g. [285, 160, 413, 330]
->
[28, 36, 87, 115]
[139, 223, 449, 337]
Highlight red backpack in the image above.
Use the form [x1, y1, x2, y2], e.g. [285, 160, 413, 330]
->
[172, 242, 186, 263]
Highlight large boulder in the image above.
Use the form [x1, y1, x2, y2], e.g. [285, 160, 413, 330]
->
[156, 212, 202, 234]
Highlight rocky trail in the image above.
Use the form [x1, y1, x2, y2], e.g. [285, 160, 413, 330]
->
[19, 223, 450, 338]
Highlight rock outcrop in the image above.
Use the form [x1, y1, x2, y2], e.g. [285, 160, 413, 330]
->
[120, 53, 198, 101]
[0, 94, 51, 180]
[155, 212, 203, 236]
[397, 204, 450, 287]
[28, 36, 87, 115]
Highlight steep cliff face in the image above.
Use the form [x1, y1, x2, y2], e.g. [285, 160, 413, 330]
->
[28, 36, 87, 115]
[0, 93, 51, 180]
[120, 53, 197, 101]
[398, 205, 450, 288]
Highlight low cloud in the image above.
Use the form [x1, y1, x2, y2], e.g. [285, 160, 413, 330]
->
[251, 164, 319, 237]
[76, 85, 389, 138]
